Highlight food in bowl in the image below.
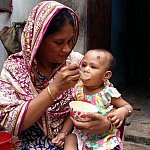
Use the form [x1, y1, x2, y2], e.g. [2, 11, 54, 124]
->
[69, 101, 99, 122]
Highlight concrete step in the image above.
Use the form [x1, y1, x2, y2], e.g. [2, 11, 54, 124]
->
[123, 121, 150, 145]
[123, 141, 150, 150]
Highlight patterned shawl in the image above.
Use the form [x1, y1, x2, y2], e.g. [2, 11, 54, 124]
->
[0, 1, 79, 139]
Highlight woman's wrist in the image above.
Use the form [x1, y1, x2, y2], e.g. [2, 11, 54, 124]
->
[47, 85, 55, 100]
[106, 117, 113, 132]
[47, 83, 61, 100]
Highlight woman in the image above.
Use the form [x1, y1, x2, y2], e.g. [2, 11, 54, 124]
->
[0, 1, 111, 149]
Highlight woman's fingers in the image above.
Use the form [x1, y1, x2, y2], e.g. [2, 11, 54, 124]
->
[87, 112, 105, 120]
[56, 63, 80, 82]
[70, 116, 89, 130]
[51, 63, 80, 93]
[61, 63, 79, 77]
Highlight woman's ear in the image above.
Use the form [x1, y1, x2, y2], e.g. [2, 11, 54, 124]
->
[104, 71, 112, 81]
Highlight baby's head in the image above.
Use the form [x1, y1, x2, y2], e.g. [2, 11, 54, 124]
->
[89, 49, 116, 72]
[80, 49, 116, 88]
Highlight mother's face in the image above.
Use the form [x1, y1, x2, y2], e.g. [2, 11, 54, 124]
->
[38, 21, 74, 64]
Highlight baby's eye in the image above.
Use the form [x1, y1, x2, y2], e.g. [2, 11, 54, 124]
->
[81, 63, 86, 67]
[91, 66, 96, 69]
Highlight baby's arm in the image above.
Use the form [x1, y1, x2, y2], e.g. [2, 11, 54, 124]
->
[52, 115, 73, 148]
[107, 97, 133, 128]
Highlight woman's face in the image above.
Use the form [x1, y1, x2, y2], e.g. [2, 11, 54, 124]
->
[38, 21, 74, 64]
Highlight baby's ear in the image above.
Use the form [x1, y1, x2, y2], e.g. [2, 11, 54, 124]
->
[104, 71, 112, 80]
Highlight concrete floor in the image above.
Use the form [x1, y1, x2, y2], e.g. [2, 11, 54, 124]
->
[121, 85, 150, 149]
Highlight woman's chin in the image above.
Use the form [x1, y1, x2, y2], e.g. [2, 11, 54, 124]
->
[54, 59, 66, 64]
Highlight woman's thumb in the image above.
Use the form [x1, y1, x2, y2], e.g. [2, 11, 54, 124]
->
[87, 112, 102, 120]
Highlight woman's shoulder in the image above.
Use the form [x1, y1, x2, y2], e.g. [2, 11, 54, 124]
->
[2, 53, 27, 77]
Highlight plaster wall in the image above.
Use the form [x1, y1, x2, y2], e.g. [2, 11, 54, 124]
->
[0, 0, 42, 71]
[0, 0, 87, 71]
[56, 0, 87, 54]
[0, 13, 10, 70]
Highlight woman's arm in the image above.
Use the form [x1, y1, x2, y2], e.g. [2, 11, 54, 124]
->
[22, 63, 80, 131]
[22, 86, 56, 130]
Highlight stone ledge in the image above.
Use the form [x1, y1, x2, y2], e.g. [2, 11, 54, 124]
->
[123, 141, 150, 150]
[124, 122, 150, 145]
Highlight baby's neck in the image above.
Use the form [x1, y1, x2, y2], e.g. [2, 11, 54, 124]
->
[83, 85, 104, 95]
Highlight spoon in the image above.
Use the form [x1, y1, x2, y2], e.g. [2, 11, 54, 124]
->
[66, 60, 91, 80]
[79, 69, 91, 80]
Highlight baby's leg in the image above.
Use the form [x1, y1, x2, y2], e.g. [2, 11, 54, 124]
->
[64, 133, 78, 150]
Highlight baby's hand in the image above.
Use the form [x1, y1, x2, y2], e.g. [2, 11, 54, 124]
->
[107, 107, 127, 128]
[52, 132, 67, 148]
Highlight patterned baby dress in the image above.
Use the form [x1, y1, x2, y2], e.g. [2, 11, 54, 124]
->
[72, 80, 123, 150]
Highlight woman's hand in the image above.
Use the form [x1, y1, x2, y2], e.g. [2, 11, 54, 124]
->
[70, 112, 110, 136]
[50, 63, 80, 97]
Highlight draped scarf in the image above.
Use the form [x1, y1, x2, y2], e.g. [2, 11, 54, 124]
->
[0, 1, 79, 139]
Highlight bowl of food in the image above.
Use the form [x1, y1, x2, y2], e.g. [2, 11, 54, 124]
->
[69, 101, 99, 122]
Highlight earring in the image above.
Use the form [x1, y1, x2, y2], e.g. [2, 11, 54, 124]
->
[104, 79, 109, 86]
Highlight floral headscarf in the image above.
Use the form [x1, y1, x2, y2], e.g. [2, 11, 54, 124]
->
[22, 0, 79, 73]
[0, 1, 79, 138]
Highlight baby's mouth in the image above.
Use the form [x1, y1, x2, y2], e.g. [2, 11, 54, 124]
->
[79, 70, 91, 80]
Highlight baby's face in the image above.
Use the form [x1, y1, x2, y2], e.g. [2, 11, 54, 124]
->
[80, 50, 109, 88]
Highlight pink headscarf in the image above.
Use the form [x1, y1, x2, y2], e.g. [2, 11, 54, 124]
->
[0, 1, 79, 138]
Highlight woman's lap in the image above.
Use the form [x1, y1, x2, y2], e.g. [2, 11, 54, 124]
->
[16, 125, 60, 150]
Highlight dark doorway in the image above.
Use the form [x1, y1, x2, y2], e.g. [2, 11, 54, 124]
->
[87, 0, 150, 88]
[87, 0, 111, 50]
[125, 0, 150, 87]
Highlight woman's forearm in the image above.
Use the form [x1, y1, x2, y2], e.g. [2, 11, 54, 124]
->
[22, 86, 57, 131]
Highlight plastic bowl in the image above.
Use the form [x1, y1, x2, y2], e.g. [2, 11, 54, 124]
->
[69, 101, 98, 122]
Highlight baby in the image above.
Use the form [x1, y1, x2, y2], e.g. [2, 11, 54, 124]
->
[52, 49, 133, 150]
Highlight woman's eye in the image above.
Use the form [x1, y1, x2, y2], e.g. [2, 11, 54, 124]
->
[68, 39, 73, 47]
[55, 41, 63, 45]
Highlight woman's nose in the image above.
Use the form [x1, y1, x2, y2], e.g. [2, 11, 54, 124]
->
[62, 44, 70, 53]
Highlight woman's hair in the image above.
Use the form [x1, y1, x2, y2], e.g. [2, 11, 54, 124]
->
[44, 8, 75, 38]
